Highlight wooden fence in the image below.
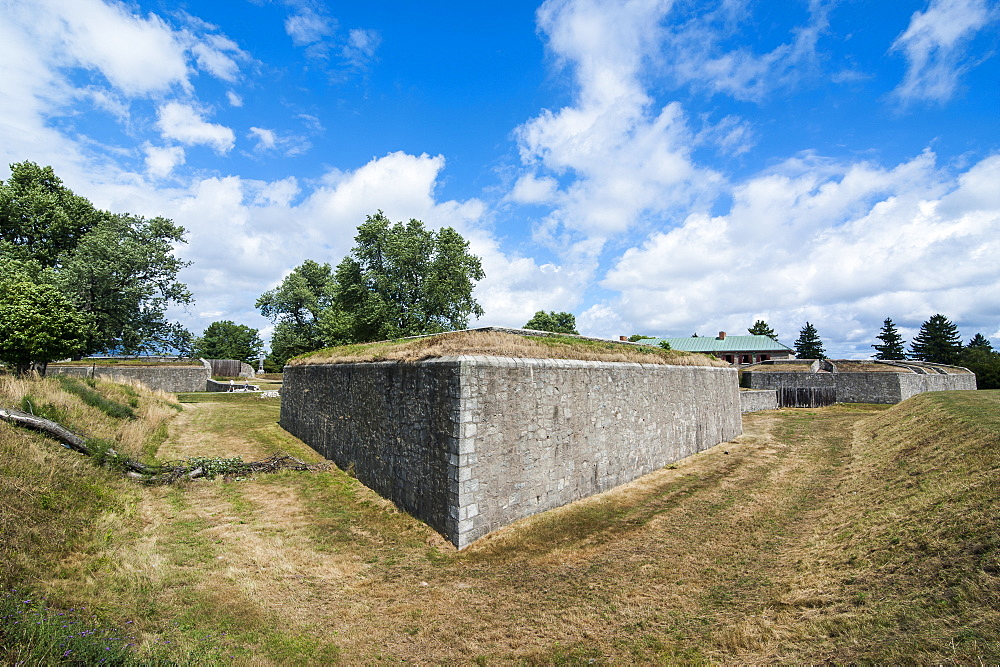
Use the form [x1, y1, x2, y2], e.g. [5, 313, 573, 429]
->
[777, 386, 837, 408]
[207, 359, 246, 378]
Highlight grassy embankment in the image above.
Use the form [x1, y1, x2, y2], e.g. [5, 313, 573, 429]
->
[291, 329, 726, 366]
[1, 371, 997, 663]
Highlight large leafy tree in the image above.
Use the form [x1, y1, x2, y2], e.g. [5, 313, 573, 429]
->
[0, 276, 90, 375]
[0, 161, 192, 356]
[909, 314, 963, 365]
[748, 320, 778, 340]
[960, 346, 1000, 389]
[524, 311, 579, 334]
[326, 212, 484, 343]
[256, 260, 334, 368]
[872, 317, 907, 360]
[58, 213, 192, 354]
[0, 161, 101, 267]
[192, 321, 263, 364]
[794, 322, 826, 359]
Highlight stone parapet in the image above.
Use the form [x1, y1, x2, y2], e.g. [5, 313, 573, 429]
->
[47, 364, 210, 393]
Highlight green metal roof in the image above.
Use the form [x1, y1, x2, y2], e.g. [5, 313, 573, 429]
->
[643, 334, 793, 353]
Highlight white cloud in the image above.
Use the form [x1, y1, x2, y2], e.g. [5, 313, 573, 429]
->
[226, 91, 243, 107]
[31, 0, 191, 95]
[248, 127, 277, 150]
[595, 151, 1000, 354]
[890, 0, 994, 104]
[516, 0, 724, 249]
[659, 0, 831, 102]
[190, 34, 245, 82]
[156, 102, 235, 154]
[285, 7, 334, 46]
[342, 28, 381, 66]
[144, 144, 185, 178]
[247, 127, 310, 156]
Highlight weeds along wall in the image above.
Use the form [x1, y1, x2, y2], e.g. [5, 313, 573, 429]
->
[281, 356, 742, 548]
[47, 364, 211, 393]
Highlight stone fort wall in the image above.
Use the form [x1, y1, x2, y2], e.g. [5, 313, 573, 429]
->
[47, 362, 211, 393]
[281, 356, 741, 549]
[745, 370, 976, 404]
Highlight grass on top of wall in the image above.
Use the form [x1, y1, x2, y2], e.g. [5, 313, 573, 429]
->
[49, 359, 204, 367]
[291, 329, 727, 367]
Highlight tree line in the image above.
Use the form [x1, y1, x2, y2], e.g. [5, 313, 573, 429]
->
[0, 162, 487, 375]
[750, 316, 999, 389]
[1, 161, 192, 374]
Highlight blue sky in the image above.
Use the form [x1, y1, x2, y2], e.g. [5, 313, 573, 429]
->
[1, 0, 998, 357]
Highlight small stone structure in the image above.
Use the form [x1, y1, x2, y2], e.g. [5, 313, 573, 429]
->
[743, 359, 976, 404]
[48, 360, 211, 393]
[739, 389, 778, 412]
[281, 355, 741, 548]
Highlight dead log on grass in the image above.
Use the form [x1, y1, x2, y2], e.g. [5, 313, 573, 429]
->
[0, 407, 327, 484]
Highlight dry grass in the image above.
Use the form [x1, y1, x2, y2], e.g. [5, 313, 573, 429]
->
[4, 376, 998, 663]
[834, 361, 910, 372]
[293, 329, 726, 367]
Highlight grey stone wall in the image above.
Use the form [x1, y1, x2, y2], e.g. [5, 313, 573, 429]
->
[740, 389, 778, 412]
[281, 356, 741, 548]
[896, 373, 977, 400]
[745, 369, 976, 404]
[48, 364, 211, 393]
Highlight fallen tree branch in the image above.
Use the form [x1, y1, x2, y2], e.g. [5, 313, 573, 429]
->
[1, 407, 327, 484]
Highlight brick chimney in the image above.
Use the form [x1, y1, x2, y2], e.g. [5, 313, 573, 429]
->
[718, 331, 726, 340]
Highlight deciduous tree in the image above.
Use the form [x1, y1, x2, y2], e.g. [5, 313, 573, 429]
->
[0, 276, 90, 375]
[58, 213, 192, 354]
[794, 322, 826, 359]
[192, 321, 263, 364]
[872, 317, 907, 360]
[0, 161, 192, 356]
[256, 260, 334, 368]
[328, 212, 484, 343]
[959, 346, 1000, 389]
[910, 314, 963, 365]
[0, 161, 101, 267]
[524, 311, 579, 335]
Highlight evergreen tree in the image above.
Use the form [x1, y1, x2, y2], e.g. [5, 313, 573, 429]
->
[748, 320, 778, 340]
[968, 333, 993, 351]
[910, 314, 963, 365]
[872, 317, 906, 360]
[794, 322, 826, 359]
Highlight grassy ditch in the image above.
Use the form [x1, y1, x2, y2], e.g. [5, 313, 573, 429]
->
[1, 379, 997, 662]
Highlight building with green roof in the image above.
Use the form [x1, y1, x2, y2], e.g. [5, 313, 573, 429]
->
[640, 331, 794, 365]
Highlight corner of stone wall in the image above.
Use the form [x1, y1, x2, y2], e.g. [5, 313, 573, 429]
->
[451, 358, 480, 549]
